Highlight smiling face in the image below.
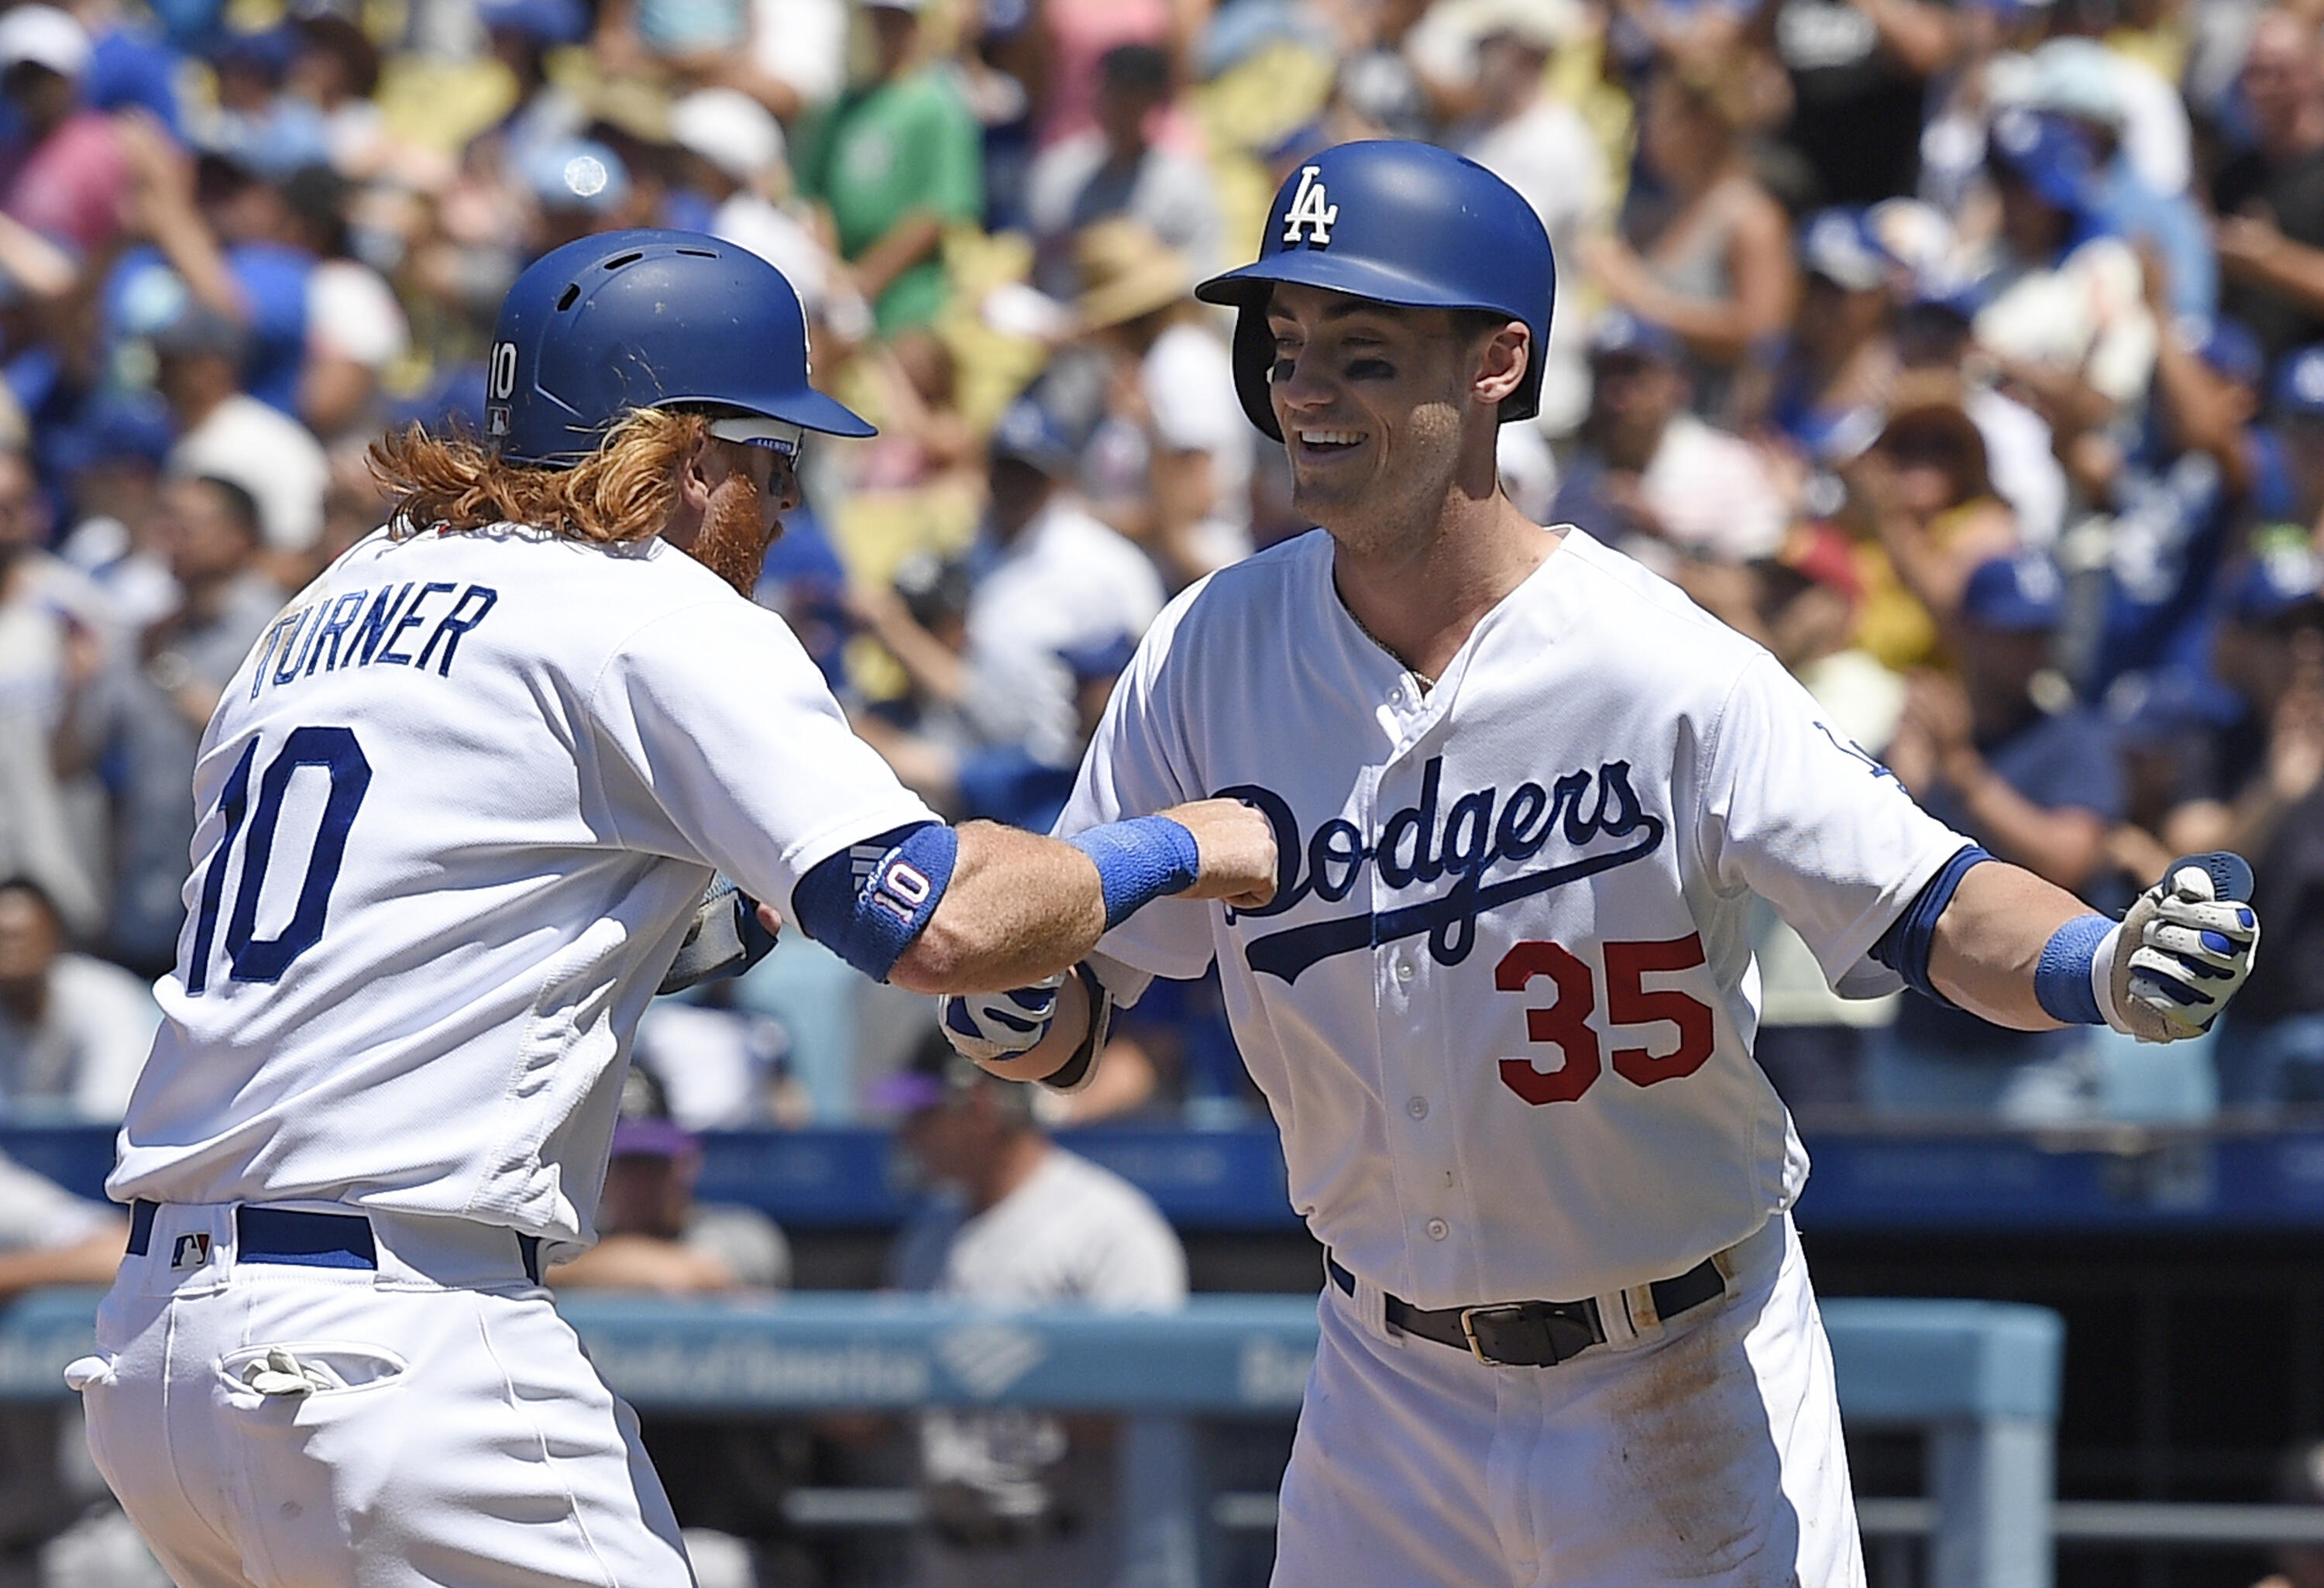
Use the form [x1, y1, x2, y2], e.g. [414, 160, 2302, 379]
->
[1263, 283, 1521, 557]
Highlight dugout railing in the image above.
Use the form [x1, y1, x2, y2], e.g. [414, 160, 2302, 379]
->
[0, 1287, 2061, 1588]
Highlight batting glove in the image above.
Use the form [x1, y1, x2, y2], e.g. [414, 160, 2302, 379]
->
[658, 874, 780, 995]
[938, 973, 1067, 1067]
[2101, 863, 2260, 1043]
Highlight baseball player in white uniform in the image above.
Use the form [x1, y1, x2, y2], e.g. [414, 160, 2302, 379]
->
[937, 143, 2264, 1586]
[67, 230, 1276, 1588]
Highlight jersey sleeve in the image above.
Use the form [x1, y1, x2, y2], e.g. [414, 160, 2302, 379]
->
[583, 596, 938, 920]
[1696, 652, 1970, 997]
[1051, 603, 1216, 999]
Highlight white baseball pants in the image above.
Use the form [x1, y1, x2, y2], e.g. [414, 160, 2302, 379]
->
[71, 1201, 693, 1588]
[1273, 1212, 1865, 1588]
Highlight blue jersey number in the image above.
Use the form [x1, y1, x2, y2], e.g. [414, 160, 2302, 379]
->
[186, 726, 374, 993]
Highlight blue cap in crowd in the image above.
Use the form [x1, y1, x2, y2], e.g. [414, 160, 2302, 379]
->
[2271, 344, 2324, 418]
[208, 25, 296, 79]
[1798, 208, 1890, 293]
[610, 1115, 699, 1159]
[1057, 631, 1138, 682]
[477, 0, 587, 43]
[988, 394, 1077, 477]
[1958, 552, 2064, 631]
[1985, 109, 2093, 212]
[1587, 308, 1683, 365]
[2103, 668, 2239, 744]
[2228, 543, 2323, 622]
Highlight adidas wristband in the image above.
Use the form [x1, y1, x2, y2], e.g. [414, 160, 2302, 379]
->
[1067, 816, 1200, 929]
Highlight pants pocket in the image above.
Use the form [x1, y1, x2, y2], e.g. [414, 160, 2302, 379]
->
[216, 1341, 408, 1400]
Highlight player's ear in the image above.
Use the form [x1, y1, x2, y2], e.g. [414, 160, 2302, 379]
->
[674, 434, 720, 515]
[1472, 321, 1529, 410]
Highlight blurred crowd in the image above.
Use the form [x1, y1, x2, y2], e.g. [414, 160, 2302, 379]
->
[2, 0, 2324, 1159]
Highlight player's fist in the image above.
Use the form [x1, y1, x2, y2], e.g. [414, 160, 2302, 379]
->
[2105, 859, 2260, 1043]
[938, 971, 1066, 1066]
[1159, 797, 1278, 911]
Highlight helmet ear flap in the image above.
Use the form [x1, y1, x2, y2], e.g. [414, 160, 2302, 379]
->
[1229, 304, 1284, 442]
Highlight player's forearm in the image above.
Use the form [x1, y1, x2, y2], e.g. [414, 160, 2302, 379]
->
[0, 1224, 129, 1298]
[851, 211, 945, 303]
[1923, 861, 2085, 1030]
[889, 823, 1111, 994]
[2223, 229, 2324, 313]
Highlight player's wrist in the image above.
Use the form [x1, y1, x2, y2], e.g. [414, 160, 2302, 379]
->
[2033, 912, 2114, 1026]
[1067, 816, 1199, 930]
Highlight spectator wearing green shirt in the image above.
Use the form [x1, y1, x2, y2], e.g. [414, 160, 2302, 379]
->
[796, 0, 982, 339]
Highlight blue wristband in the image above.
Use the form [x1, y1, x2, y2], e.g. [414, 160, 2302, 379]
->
[2034, 913, 2112, 1025]
[1068, 816, 1201, 929]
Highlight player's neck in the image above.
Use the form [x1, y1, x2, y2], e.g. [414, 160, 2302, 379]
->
[1331, 494, 1557, 687]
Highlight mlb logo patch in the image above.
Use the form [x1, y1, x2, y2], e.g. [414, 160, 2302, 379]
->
[170, 1232, 211, 1270]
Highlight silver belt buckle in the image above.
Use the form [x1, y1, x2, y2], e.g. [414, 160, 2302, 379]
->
[1457, 1304, 1506, 1365]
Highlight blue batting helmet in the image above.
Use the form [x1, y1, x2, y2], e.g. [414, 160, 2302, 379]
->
[486, 229, 874, 467]
[1194, 141, 1556, 441]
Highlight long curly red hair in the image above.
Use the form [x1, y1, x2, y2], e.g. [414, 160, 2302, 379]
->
[367, 408, 707, 543]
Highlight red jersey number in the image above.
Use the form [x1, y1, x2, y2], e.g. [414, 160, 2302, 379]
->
[1495, 934, 1714, 1105]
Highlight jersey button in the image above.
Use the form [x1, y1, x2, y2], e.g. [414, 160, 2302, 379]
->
[1425, 1218, 1449, 1241]
[1394, 960, 1416, 984]
[1406, 1095, 1428, 1120]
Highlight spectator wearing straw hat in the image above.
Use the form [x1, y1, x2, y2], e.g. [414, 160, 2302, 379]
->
[1074, 217, 1250, 586]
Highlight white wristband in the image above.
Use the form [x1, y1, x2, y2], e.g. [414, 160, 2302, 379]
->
[2089, 920, 2125, 1033]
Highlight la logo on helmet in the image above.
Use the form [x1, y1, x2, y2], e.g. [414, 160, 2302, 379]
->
[1282, 167, 1338, 246]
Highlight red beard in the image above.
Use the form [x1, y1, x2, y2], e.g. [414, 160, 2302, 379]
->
[687, 470, 775, 596]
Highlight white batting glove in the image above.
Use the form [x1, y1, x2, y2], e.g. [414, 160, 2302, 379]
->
[2099, 865, 2260, 1043]
[937, 971, 1067, 1067]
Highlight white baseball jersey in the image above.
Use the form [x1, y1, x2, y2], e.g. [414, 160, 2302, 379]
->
[108, 524, 935, 1245]
[1057, 528, 1966, 1307]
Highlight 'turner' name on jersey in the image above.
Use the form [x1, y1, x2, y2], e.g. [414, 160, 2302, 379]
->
[248, 581, 501, 699]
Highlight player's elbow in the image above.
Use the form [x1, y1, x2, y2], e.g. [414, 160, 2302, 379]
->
[886, 917, 983, 994]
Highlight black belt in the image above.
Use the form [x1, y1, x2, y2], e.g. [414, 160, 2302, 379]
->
[1326, 1253, 1725, 1367]
[129, 1201, 543, 1284]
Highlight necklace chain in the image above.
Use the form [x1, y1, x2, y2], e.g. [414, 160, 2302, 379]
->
[1345, 601, 1435, 692]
